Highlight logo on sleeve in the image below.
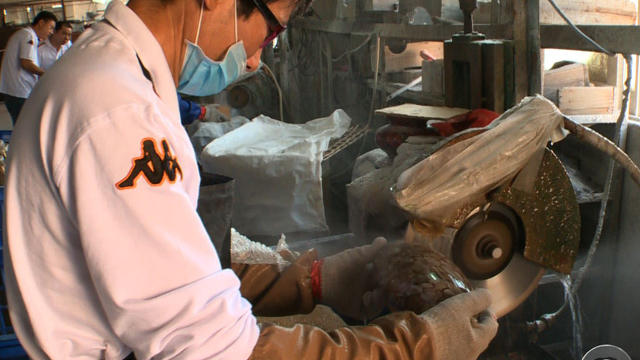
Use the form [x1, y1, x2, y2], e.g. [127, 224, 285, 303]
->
[28, 40, 34, 45]
[116, 138, 183, 189]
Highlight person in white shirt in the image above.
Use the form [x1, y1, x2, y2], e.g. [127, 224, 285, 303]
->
[38, 20, 73, 71]
[4, 0, 497, 359]
[0, 11, 56, 124]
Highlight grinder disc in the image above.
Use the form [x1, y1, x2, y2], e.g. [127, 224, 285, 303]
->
[475, 252, 543, 318]
[446, 203, 543, 318]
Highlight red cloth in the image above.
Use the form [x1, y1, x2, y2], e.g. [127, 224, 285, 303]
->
[311, 259, 323, 301]
[431, 109, 500, 137]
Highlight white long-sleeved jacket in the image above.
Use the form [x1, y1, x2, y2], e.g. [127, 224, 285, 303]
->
[3, 1, 259, 359]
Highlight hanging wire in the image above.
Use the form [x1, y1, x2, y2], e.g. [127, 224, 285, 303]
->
[262, 63, 284, 122]
[526, 55, 634, 358]
[569, 53, 633, 294]
[567, 54, 632, 358]
[572, 54, 632, 297]
[545, 0, 614, 56]
[354, 33, 381, 158]
[321, 33, 378, 163]
[330, 34, 374, 63]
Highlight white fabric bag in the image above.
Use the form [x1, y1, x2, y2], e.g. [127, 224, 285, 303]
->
[200, 110, 351, 236]
[394, 96, 568, 226]
[187, 116, 251, 155]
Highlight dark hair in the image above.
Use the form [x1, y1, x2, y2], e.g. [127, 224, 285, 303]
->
[236, 0, 312, 20]
[32, 11, 58, 26]
[55, 20, 73, 32]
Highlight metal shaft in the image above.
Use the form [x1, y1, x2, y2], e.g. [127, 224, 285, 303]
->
[459, 0, 478, 34]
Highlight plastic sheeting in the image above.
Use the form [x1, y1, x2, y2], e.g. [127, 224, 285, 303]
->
[200, 110, 351, 236]
[186, 117, 251, 156]
[394, 96, 568, 226]
[347, 135, 442, 240]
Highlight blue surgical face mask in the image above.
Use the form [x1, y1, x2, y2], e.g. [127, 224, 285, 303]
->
[178, 41, 247, 96]
[177, 0, 248, 96]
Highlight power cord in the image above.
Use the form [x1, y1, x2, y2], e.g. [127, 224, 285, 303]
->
[545, 0, 614, 56]
[526, 54, 633, 359]
[526, 5, 629, 349]
[329, 34, 374, 63]
[355, 34, 381, 158]
[262, 63, 284, 122]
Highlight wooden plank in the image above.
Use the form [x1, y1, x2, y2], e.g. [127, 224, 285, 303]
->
[527, 0, 542, 96]
[540, 0, 637, 25]
[375, 103, 468, 119]
[541, 25, 640, 54]
[558, 86, 615, 115]
[512, 0, 528, 104]
[543, 63, 589, 104]
[587, 54, 623, 111]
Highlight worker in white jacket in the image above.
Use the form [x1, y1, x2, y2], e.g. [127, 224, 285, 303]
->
[0, 11, 56, 123]
[4, 0, 498, 359]
[37, 20, 73, 70]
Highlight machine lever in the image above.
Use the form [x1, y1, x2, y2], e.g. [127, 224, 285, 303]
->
[459, 0, 478, 34]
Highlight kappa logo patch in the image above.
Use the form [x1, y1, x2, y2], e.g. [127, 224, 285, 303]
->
[116, 138, 183, 189]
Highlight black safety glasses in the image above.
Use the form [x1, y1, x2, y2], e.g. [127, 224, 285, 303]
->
[250, 0, 287, 48]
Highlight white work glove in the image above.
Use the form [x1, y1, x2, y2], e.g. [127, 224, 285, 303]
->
[422, 288, 498, 360]
[319, 237, 387, 320]
[202, 104, 230, 122]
